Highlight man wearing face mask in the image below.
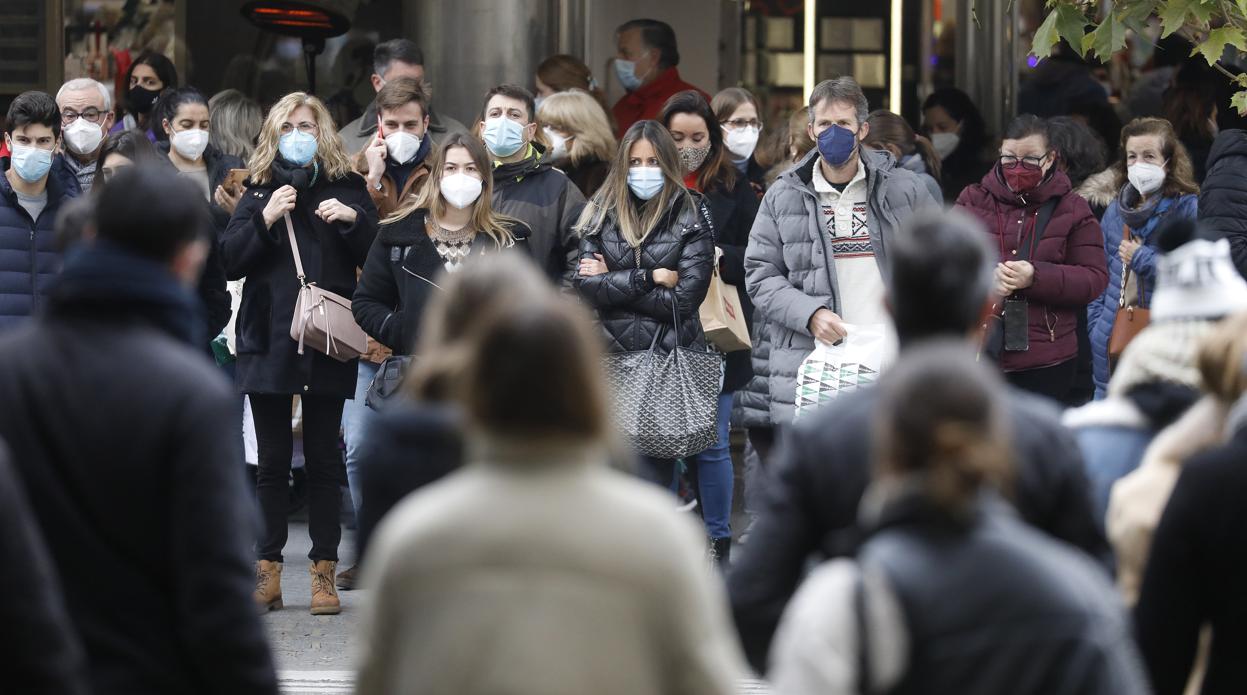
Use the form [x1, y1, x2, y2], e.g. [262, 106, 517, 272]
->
[54, 78, 114, 192]
[612, 19, 709, 139]
[0, 91, 81, 331]
[743, 77, 937, 427]
[354, 77, 433, 218]
[479, 84, 586, 284]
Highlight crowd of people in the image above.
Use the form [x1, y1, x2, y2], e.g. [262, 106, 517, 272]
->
[3, 17, 1247, 695]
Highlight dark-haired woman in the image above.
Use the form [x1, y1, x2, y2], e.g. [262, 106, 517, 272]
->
[659, 90, 758, 564]
[864, 109, 943, 203]
[955, 114, 1109, 403]
[923, 87, 991, 203]
[110, 50, 177, 142]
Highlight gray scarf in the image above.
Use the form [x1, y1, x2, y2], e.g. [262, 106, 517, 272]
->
[1117, 183, 1162, 230]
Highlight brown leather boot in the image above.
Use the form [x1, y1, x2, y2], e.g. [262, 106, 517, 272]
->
[309, 560, 341, 615]
[254, 560, 283, 613]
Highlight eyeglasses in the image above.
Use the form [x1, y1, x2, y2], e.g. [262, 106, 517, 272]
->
[279, 121, 319, 135]
[723, 118, 763, 130]
[62, 108, 104, 125]
[999, 153, 1049, 171]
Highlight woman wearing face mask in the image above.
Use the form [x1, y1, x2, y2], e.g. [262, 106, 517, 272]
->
[353, 133, 530, 355]
[657, 90, 759, 566]
[863, 110, 944, 203]
[712, 87, 768, 197]
[110, 50, 178, 142]
[923, 87, 991, 204]
[536, 89, 616, 198]
[955, 114, 1109, 404]
[1088, 118, 1199, 399]
[221, 92, 379, 617]
[574, 120, 715, 494]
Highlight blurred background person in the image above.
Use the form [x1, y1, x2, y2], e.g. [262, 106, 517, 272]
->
[575, 119, 713, 489]
[1164, 59, 1218, 184]
[111, 49, 177, 141]
[763, 106, 815, 186]
[1197, 128, 1247, 278]
[537, 89, 616, 198]
[208, 89, 263, 165]
[712, 87, 768, 196]
[1017, 41, 1110, 118]
[768, 344, 1146, 695]
[1089, 118, 1199, 399]
[612, 18, 707, 137]
[93, 128, 159, 186]
[1066, 97, 1124, 162]
[1126, 35, 1192, 120]
[863, 109, 943, 202]
[54, 78, 114, 193]
[922, 87, 991, 203]
[356, 256, 746, 695]
[534, 53, 614, 131]
[221, 92, 379, 617]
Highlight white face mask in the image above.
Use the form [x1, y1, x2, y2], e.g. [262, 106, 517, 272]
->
[1128, 161, 1167, 196]
[171, 128, 209, 161]
[931, 132, 960, 159]
[543, 127, 569, 161]
[723, 125, 760, 161]
[440, 172, 483, 209]
[64, 118, 105, 156]
[384, 130, 422, 165]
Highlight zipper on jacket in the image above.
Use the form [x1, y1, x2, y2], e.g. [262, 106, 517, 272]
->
[402, 266, 443, 290]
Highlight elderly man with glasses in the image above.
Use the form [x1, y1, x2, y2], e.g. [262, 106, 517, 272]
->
[55, 78, 115, 193]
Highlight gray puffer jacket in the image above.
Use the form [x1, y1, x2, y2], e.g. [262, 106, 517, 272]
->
[743, 147, 938, 424]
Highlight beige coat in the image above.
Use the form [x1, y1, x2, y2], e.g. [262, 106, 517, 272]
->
[354, 437, 747, 695]
[1107, 396, 1229, 604]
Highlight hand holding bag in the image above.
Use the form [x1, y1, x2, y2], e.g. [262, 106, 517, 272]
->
[286, 213, 368, 362]
[1108, 223, 1151, 366]
[794, 323, 896, 419]
[698, 248, 751, 352]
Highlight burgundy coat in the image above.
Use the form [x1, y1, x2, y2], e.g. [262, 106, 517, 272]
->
[956, 168, 1108, 372]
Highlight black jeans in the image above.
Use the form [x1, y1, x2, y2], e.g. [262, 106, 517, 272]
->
[1005, 359, 1079, 406]
[251, 393, 345, 563]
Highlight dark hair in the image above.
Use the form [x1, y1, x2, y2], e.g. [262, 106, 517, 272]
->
[375, 77, 429, 120]
[54, 195, 95, 251]
[481, 84, 537, 123]
[6, 90, 61, 139]
[1153, 34, 1193, 69]
[1003, 113, 1049, 144]
[1213, 64, 1247, 132]
[887, 210, 995, 346]
[659, 89, 735, 191]
[864, 109, 941, 183]
[1067, 98, 1123, 159]
[1046, 116, 1107, 188]
[373, 39, 424, 77]
[125, 50, 178, 112]
[922, 87, 988, 156]
[618, 18, 679, 69]
[1165, 59, 1218, 143]
[153, 86, 209, 135]
[93, 129, 159, 187]
[874, 341, 1011, 515]
[94, 167, 209, 261]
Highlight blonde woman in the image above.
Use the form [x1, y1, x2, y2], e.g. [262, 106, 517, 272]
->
[354, 132, 531, 356]
[221, 91, 379, 617]
[574, 119, 714, 488]
[537, 89, 616, 197]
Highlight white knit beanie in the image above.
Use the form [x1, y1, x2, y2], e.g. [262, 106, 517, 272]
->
[1151, 238, 1247, 321]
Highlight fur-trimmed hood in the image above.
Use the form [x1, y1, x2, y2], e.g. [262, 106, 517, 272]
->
[1077, 167, 1119, 210]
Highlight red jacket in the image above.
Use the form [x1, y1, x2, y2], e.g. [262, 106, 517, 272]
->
[956, 167, 1108, 373]
[612, 67, 709, 138]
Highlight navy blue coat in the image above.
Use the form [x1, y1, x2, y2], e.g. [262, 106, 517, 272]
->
[0, 164, 78, 330]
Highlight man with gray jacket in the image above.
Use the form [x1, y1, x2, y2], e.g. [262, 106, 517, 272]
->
[744, 77, 938, 426]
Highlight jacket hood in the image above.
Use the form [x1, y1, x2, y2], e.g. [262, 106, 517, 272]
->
[978, 163, 1073, 206]
[782, 145, 896, 191]
[1207, 129, 1247, 169]
[1076, 167, 1120, 209]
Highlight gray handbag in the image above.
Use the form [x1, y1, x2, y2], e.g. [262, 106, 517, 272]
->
[286, 213, 368, 362]
[602, 300, 723, 460]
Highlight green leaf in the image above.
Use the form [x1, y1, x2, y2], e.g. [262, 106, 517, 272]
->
[1232, 89, 1247, 116]
[1192, 26, 1247, 65]
[1238, 0, 1247, 16]
[1158, 0, 1193, 38]
[1188, 0, 1216, 25]
[1054, 3, 1091, 56]
[1031, 8, 1062, 58]
[1085, 13, 1129, 61]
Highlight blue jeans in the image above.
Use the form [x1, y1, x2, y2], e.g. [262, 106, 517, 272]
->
[342, 360, 379, 519]
[687, 392, 735, 539]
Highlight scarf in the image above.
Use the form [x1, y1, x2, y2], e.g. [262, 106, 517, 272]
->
[269, 156, 320, 191]
[1116, 183, 1163, 230]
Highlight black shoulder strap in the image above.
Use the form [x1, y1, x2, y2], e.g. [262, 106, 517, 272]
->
[1025, 197, 1060, 261]
[855, 567, 875, 695]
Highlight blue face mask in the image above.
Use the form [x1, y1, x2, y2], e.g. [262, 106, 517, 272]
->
[279, 130, 319, 166]
[483, 116, 526, 158]
[10, 143, 53, 183]
[816, 124, 859, 168]
[627, 166, 665, 200]
[615, 58, 643, 92]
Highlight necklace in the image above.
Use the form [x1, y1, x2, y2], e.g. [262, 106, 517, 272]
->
[428, 222, 475, 245]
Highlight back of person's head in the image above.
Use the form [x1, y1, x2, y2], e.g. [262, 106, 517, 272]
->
[874, 341, 1011, 516]
[1046, 115, 1107, 189]
[1152, 218, 1247, 322]
[54, 195, 95, 251]
[208, 88, 263, 160]
[375, 76, 429, 119]
[659, 89, 735, 191]
[863, 109, 941, 182]
[888, 209, 995, 346]
[922, 87, 988, 152]
[1153, 34, 1193, 69]
[373, 39, 424, 77]
[94, 167, 208, 262]
[1067, 97, 1123, 158]
[537, 89, 616, 165]
[1197, 312, 1247, 403]
[1165, 59, 1218, 142]
[538, 54, 599, 94]
[617, 19, 680, 69]
[787, 106, 814, 159]
[6, 90, 61, 139]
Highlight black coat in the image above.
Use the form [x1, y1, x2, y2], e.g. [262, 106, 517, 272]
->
[155, 141, 241, 340]
[221, 170, 378, 397]
[1198, 130, 1247, 277]
[575, 192, 714, 354]
[562, 156, 610, 199]
[352, 209, 531, 355]
[0, 159, 77, 330]
[0, 245, 277, 695]
[727, 383, 1108, 672]
[1135, 421, 1247, 695]
[704, 175, 760, 393]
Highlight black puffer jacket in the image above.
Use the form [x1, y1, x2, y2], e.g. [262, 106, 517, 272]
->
[704, 175, 760, 393]
[1198, 129, 1247, 277]
[352, 209, 531, 355]
[575, 192, 714, 354]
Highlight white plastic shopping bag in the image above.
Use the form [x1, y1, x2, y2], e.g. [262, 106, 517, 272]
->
[794, 323, 897, 419]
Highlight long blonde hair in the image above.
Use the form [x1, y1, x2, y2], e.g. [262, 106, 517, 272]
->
[537, 89, 616, 167]
[575, 120, 692, 247]
[247, 92, 354, 184]
[387, 133, 518, 248]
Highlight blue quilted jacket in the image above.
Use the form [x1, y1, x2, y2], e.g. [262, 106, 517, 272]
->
[0, 163, 76, 331]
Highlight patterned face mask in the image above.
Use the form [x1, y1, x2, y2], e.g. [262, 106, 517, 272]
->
[679, 144, 711, 174]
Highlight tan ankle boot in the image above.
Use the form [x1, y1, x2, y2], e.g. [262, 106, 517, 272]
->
[309, 560, 341, 615]
[254, 560, 283, 613]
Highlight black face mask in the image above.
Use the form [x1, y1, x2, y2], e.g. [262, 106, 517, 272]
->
[128, 85, 161, 114]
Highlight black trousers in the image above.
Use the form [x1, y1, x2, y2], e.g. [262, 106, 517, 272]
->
[1005, 359, 1079, 406]
[251, 393, 345, 563]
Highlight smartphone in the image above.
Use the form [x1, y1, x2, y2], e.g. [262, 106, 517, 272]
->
[223, 168, 250, 192]
[1003, 298, 1029, 352]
